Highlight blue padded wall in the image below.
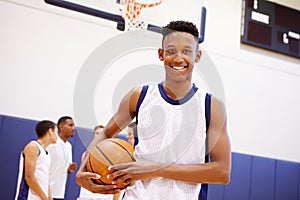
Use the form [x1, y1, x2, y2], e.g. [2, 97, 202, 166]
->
[275, 160, 299, 200]
[207, 183, 225, 200]
[250, 156, 276, 200]
[208, 153, 300, 200]
[223, 153, 252, 200]
[0, 115, 4, 133]
[299, 165, 300, 200]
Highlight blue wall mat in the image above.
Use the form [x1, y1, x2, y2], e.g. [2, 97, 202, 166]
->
[223, 153, 252, 200]
[114, 134, 127, 141]
[207, 184, 225, 200]
[0, 115, 37, 200]
[275, 160, 299, 200]
[0, 115, 4, 136]
[250, 156, 275, 200]
[299, 165, 300, 200]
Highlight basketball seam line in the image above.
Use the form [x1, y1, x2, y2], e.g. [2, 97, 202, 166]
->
[109, 140, 136, 162]
[96, 145, 114, 165]
[88, 155, 106, 184]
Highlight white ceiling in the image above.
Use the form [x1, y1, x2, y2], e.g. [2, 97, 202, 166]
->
[267, 0, 300, 11]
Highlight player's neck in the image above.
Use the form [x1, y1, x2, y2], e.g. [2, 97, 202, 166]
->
[59, 133, 68, 143]
[163, 81, 192, 100]
[37, 138, 49, 149]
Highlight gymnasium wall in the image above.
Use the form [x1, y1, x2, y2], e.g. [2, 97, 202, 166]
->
[0, 0, 300, 199]
[1, 0, 299, 163]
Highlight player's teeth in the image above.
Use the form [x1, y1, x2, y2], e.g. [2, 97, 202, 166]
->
[173, 66, 184, 70]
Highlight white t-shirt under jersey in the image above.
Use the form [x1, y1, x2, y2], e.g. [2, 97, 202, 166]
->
[47, 136, 73, 198]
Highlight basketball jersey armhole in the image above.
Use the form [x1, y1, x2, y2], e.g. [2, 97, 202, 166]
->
[205, 93, 212, 132]
[199, 93, 212, 200]
[135, 85, 149, 122]
[133, 85, 148, 147]
[34, 141, 42, 156]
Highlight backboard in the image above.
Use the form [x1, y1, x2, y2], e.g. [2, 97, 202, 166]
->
[45, 0, 206, 42]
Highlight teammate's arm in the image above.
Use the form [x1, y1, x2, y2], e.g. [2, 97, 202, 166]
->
[23, 142, 49, 200]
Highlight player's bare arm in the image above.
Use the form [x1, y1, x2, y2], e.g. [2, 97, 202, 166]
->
[76, 87, 141, 193]
[24, 142, 49, 200]
[110, 96, 231, 184]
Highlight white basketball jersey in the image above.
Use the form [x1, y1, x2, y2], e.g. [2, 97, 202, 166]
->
[123, 83, 208, 200]
[15, 141, 51, 200]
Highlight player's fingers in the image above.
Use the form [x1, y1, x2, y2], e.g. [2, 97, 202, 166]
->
[113, 174, 132, 184]
[80, 171, 101, 179]
[92, 184, 121, 194]
[107, 169, 126, 181]
[109, 163, 130, 171]
[124, 178, 135, 187]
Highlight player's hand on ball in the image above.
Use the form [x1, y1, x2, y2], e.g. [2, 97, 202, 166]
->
[76, 171, 120, 194]
[108, 159, 167, 184]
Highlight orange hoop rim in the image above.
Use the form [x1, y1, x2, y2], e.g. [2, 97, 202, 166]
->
[123, 0, 163, 20]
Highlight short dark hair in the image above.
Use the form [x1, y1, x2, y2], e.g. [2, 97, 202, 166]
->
[128, 122, 137, 135]
[57, 116, 73, 131]
[35, 120, 56, 138]
[93, 125, 105, 133]
[162, 20, 199, 43]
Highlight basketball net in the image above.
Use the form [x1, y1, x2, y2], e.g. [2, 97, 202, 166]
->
[121, 0, 163, 31]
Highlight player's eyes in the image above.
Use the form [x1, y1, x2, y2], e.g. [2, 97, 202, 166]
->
[182, 49, 192, 55]
[164, 49, 193, 56]
[165, 49, 177, 54]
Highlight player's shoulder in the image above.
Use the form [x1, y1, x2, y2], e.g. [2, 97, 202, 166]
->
[26, 140, 38, 148]
[130, 83, 156, 96]
[131, 86, 143, 95]
[125, 85, 151, 114]
[24, 141, 40, 155]
[210, 95, 227, 119]
[128, 86, 146, 100]
[211, 96, 225, 107]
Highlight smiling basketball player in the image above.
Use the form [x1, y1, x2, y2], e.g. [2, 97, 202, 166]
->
[76, 20, 231, 200]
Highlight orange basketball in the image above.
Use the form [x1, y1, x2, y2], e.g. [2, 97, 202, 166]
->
[86, 138, 135, 189]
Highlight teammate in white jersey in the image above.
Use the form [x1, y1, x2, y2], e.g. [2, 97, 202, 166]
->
[15, 120, 58, 200]
[76, 20, 231, 200]
[47, 116, 77, 200]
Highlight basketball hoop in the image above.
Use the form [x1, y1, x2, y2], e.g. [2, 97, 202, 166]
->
[121, 0, 163, 31]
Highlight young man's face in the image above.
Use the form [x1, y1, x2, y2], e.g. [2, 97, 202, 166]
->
[93, 127, 104, 138]
[158, 31, 201, 83]
[59, 119, 75, 138]
[127, 127, 134, 136]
